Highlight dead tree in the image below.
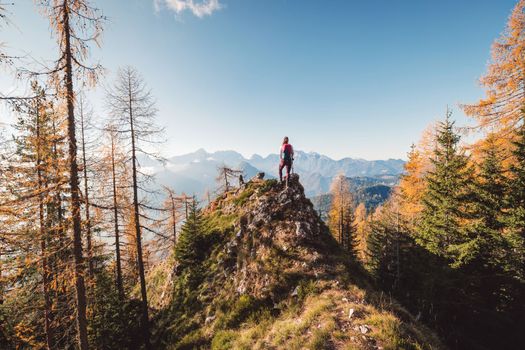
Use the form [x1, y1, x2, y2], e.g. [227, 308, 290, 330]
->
[106, 66, 164, 350]
[164, 187, 182, 244]
[95, 124, 128, 300]
[216, 165, 243, 193]
[78, 95, 95, 275]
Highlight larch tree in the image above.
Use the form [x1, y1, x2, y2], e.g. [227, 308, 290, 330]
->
[398, 144, 427, 227]
[0, 81, 76, 348]
[33, 1, 105, 348]
[462, 1, 525, 146]
[12, 83, 56, 349]
[353, 202, 368, 259]
[31, 84, 54, 350]
[328, 174, 359, 259]
[159, 186, 184, 251]
[106, 125, 126, 300]
[216, 165, 243, 193]
[92, 123, 131, 301]
[0, 3, 12, 65]
[78, 95, 96, 276]
[106, 66, 164, 349]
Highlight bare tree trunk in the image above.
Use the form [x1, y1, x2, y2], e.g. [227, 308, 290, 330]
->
[110, 132, 124, 301]
[79, 100, 94, 276]
[128, 81, 151, 350]
[36, 105, 53, 350]
[62, 3, 89, 349]
[339, 181, 343, 246]
[169, 192, 177, 244]
[0, 259, 2, 306]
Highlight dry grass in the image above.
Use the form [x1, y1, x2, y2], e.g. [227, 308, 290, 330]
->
[210, 287, 444, 350]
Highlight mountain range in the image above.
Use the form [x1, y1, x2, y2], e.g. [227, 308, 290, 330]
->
[141, 149, 405, 198]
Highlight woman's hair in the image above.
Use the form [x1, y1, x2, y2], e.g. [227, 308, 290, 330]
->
[283, 136, 289, 144]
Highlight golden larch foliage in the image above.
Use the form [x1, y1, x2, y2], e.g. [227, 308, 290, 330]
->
[398, 145, 426, 225]
[462, 0, 525, 145]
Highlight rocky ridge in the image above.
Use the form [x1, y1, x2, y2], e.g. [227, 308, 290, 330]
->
[148, 174, 444, 350]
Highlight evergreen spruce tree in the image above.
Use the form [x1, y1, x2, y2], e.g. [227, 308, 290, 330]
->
[464, 139, 517, 316]
[417, 112, 473, 264]
[343, 207, 360, 259]
[366, 214, 398, 287]
[458, 138, 508, 266]
[367, 202, 410, 293]
[474, 140, 506, 231]
[505, 123, 525, 282]
[174, 199, 207, 272]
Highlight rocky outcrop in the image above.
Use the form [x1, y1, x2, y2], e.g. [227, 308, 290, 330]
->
[150, 174, 444, 350]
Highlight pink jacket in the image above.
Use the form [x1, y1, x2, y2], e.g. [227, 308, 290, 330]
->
[280, 143, 294, 160]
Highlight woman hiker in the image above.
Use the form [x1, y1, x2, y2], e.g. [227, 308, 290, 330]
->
[279, 136, 294, 183]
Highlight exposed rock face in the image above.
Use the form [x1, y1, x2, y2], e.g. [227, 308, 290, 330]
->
[209, 174, 332, 299]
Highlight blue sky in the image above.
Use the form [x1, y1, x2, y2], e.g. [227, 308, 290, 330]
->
[0, 0, 518, 160]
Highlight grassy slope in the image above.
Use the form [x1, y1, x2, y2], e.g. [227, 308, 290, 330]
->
[147, 176, 445, 350]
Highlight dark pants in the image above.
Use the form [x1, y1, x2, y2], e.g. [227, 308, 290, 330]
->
[279, 159, 292, 182]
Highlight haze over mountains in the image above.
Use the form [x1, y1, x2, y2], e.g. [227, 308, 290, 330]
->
[142, 149, 405, 197]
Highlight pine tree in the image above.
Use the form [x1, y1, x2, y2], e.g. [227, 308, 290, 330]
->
[417, 112, 473, 263]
